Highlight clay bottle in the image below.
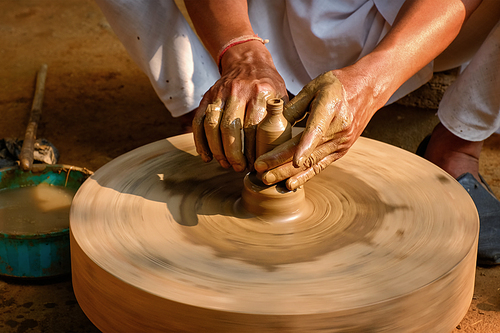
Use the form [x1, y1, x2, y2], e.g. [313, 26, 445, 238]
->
[256, 98, 292, 158]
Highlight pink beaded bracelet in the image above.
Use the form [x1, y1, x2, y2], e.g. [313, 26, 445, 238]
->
[216, 35, 269, 74]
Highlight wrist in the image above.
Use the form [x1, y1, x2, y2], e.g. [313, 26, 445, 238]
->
[216, 35, 269, 73]
[329, 62, 390, 122]
[218, 38, 271, 74]
[344, 55, 400, 110]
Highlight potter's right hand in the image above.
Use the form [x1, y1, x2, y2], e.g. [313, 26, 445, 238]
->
[192, 41, 288, 172]
[254, 70, 378, 190]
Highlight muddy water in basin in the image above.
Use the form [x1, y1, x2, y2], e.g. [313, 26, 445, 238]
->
[0, 183, 77, 235]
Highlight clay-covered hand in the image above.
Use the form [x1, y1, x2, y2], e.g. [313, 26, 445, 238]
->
[254, 70, 376, 190]
[192, 43, 288, 172]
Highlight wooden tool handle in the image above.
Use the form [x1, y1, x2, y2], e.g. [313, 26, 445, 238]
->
[20, 64, 48, 171]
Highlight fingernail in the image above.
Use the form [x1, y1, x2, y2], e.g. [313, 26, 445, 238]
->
[294, 156, 304, 168]
[287, 179, 298, 190]
[254, 160, 268, 172]
[263, 173, 276, 184]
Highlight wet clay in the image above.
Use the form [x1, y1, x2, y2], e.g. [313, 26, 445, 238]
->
[283, 71, 352, 168]
[241, 172, 306, 222]
[256, 98, 291, 157]
[242, 98, 302, 218]
[0, 183, 76, 234]
[71, 133, 478, 332]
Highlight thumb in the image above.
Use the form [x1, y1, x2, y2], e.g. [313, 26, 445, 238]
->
[282, 85, 317, 125]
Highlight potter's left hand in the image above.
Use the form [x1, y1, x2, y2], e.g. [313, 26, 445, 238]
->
[192, 42, 288, 172]
[254, 70, 376, 190]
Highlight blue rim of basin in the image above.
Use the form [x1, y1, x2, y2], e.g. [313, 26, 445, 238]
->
[0, 164, 93, 278]
[0, 164, 92, 238]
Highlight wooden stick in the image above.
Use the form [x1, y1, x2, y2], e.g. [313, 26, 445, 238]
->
[20, 64, 48, 171]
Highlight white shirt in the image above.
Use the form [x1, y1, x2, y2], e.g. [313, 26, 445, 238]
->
[96, 0, 433, 116]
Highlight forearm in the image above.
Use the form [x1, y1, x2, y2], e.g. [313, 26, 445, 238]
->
[352, 0, 482, 110]
[187, 1, 287, 171]
[184, 0, 256, 60]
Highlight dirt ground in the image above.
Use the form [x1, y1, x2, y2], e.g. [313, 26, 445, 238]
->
[0, 1, 499, 332]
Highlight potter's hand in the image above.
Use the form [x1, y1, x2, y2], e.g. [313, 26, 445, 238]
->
[255, 70, 374, 190]
[192, 43, 288, 172]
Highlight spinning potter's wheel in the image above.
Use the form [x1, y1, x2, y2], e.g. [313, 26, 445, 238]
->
[70, 133, 478, 332]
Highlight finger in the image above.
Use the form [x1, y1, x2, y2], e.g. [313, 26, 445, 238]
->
[204, 101, 231, 169]
[282, 72, 337, 125]
[260, 138, 339, 185]
[293, 77, 343, 168]
[244, 91, 270, 171]
[286, 149, 348, 191]
[260, 160, 306, 185]
[299, 139, 339, 168]
[254, 133, 302, 173]
[282, 86, 315, 125]
[192, 99, 212, 162]
[221, 96, 246, 172]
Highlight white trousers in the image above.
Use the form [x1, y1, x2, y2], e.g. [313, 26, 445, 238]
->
[96, 0, 500, 141]
[438, 19, 500, 141]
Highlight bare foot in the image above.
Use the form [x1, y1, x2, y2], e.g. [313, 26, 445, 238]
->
[423, 123, 483, 181]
